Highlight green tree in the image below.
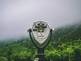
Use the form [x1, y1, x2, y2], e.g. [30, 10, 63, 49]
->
[0, 56, 8, 61]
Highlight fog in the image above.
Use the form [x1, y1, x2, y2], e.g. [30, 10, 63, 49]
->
[0, 0, 81, 40]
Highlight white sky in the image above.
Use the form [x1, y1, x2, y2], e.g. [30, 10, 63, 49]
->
[0, 0, 81, 40]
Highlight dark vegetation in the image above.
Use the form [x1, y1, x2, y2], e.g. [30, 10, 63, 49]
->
[0, 23, 81, 61]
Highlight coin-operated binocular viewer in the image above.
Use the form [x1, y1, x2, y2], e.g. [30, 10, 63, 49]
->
[28, 21, 52, 61]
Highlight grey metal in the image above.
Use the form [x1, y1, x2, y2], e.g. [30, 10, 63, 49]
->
[28, 29, 52, 61]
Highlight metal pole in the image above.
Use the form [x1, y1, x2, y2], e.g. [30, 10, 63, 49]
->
[35, 48, 45, 61]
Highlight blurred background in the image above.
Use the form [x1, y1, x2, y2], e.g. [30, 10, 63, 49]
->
[0, 0, 81, 40]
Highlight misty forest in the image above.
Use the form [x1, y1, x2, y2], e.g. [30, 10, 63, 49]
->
[0, 22, 81, 61]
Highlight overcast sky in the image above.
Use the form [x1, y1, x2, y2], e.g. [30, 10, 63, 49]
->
[0, 0, 81, 40]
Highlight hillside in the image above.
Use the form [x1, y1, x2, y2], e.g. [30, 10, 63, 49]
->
[0, 23, 81, 61]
